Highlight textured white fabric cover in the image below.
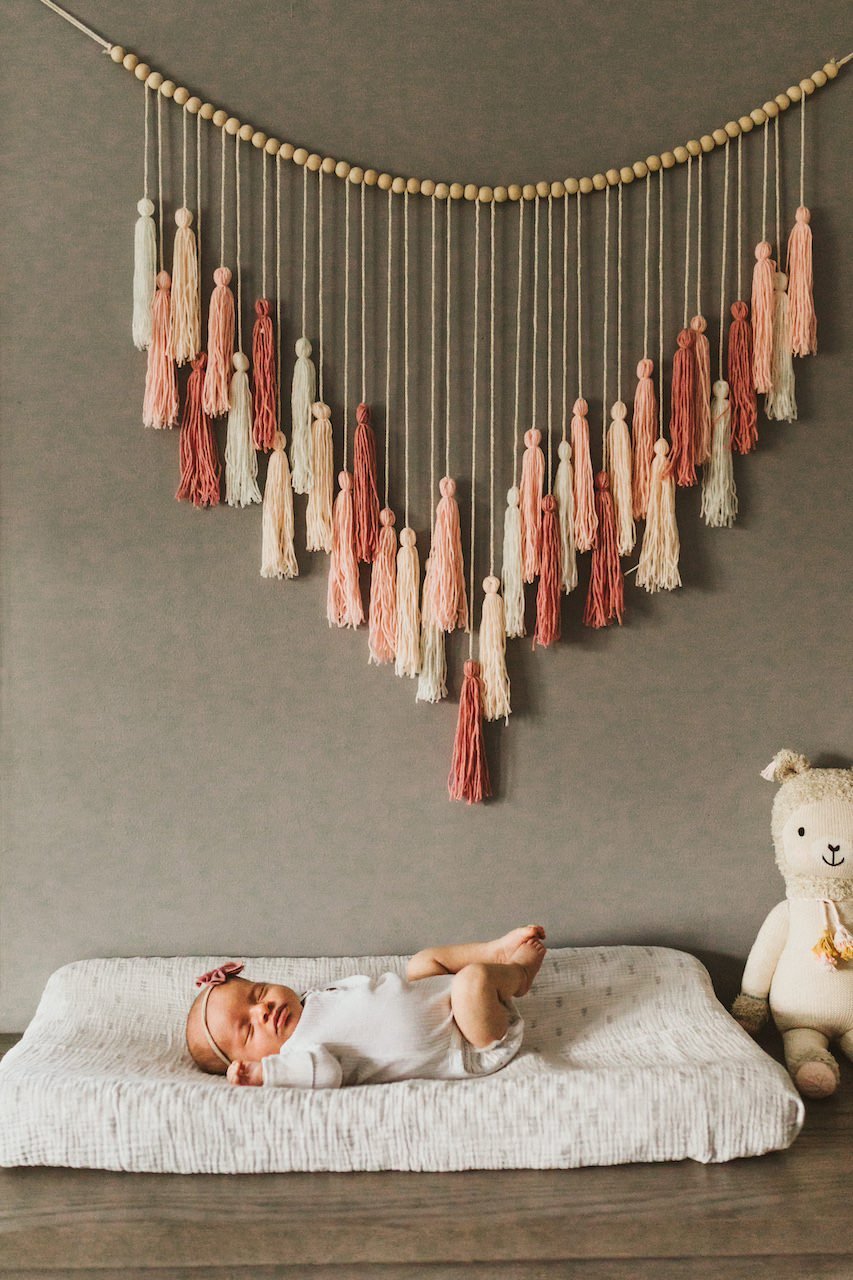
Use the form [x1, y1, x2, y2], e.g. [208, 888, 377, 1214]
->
[0, 946, 804, 1173]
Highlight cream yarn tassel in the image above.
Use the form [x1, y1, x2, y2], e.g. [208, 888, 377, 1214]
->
[636, 438, 681, 592]
[261, 432, 298, 579]
[480, 576, 511, 723]
[290, 338, 315, 494]
[606, 401, 635, 556]
[170, 208, 200, 365]
[502, 486, 525, 637]
[765, 272, 797, 422]
[224, 353, 262, 508]
[701, 380, 738, 528]
[553, 441, 578, 592]
[305, 401, 334, 552]
[133, 197, 157, 350]
[416, 560, 448, 704]
[395, 528, 421, 678]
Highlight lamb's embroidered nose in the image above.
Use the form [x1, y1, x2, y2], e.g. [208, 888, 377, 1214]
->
[828, 844, 840, 853]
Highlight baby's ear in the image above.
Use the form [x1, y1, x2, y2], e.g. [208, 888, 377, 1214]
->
[760, 749, 812, 783]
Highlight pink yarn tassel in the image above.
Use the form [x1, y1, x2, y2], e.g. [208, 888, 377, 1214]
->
[690, 317, 712, 466]
[202, 267, 235, 418]
[750, 242, 776, 393]
[176, 353, 220, 507]
[786, 206, 817, 356]
[533, 495, 562, 648]
[519, 429, 545, 582]
[448, 660, 491, 805]
[251, 299, 277, 451]
[631, 359, 657, 519]
[353, 404, 380, 564]
[327, 471, 364, 629]
[668, 328, 697, 487]
[142, 271, 179, 429]
[728, 301, 758, 454]
[570, 399, 597, 552]
[583, 473, 624, 628]
[368, 508, 398, 665]
[431, 476, 469, 631]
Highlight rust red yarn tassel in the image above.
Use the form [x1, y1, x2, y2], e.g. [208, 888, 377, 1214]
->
[583, 473, 624, 629]
[353, 403, 380, 563]
[448, 660, 491, 804]
[668, 328, 697, 486]
[533, 495, 561, 648]
[251, 299, 277, 451]
[728, 300, 758, 454]
[176, 353, 220, 507]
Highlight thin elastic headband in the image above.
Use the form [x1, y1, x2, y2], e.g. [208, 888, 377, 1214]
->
[195, 961, 244, 1068]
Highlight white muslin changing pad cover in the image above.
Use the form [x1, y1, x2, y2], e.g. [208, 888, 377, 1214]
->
[0, 946, 804, 1173]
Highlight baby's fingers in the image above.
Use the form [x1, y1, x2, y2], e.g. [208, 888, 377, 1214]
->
[227, 1059, 248, 1086]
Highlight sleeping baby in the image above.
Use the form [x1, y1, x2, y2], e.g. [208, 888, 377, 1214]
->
[185, 925, 547, 1088]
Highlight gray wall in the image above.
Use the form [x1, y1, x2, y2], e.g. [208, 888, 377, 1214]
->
[1, 0, 850, 1029]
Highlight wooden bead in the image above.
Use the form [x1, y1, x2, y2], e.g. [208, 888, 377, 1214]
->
[321, 155, 335, 174]
[605, 168, 620, 185]
[122, 54, 138, 71]
[787, 85, 802, 102]
[536, 180, 550, 198]
[449, 183, 464, 199]
[280, 142, 295, 160]
[750, 108, 766, 125]
[292, 146, 308, 164]
[550, 180, 564, 198]
[348, 165, 364, 183]
[565, 177, 579, 194]
[173, 87, 189, 106]
[306, 153, 322, 171]
[377, 172, 392, 190]
[265, 137, 281, 155]
[700, 134, 715, 152]
[579, 177, 593, 194]
[712, 127, 728, 145]
[522, 183, 537, 200]
[464, 183, 478, 200]
[160, 80, 176, 98]
[494, 186, 508, 202]
[336, 160, 351, 179]
[392, 176, 406, 194]
[812, 69, 827, 88]
[421, 179, 436, 197]
[801, 77, 817, 95]
[762, 101, 778, 118]
[364, 169, 378, 186]
[212, 109, 228, 127]
[824, 61, 838, 79]
[109, 45, 125, 63]
[632, 161, 648, 179]
[686, 139, 702, 156]
[645, 154, 661, 172]
[134, 63, 150, 81]
[673, 145, 688, 163]
[660, 151, 675, 169]
[185, 96, 202, 114]
[435, 182, 449, 199]
[592, 173, 606, 190]
[252, 131, 268, 148]
[508, 183, 522, 200]
[724, 120, 740, 138]
[239, 123, 255, 143]
[146, 71, 163, 90]
[224, 117, 241, 136]
[738, 115, 754, 132]
[407, 177, 421, 195]
[775, 93, 790, 111]
[478, 185, 493, 202]
[620, 166, 634, 184]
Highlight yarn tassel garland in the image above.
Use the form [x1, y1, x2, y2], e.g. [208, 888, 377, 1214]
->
[520, 429, 545, 582]
[533, 495, 562, 647]
[606, 402, 636, 555]
[251, 300, 277, 451]
[353, 404, 380, 563]
[502, 486, 525, 637]
[416, 559, 448, 703]
[394, 528, 420, 677]
[701, 380, 738, 528]
[132, 197, 157, 350]
[668, 328, 697, 486]
[480, 577, 511, 722]
[636, 439, 681, 592]
[290, 338, 316, 494]
[368, 508, 397, 665]
[751, 242, 776, 393]
[431, 477, 469, 631]
[176, 353, 220, 507]
[583, 473, 624, 627]
[142, 271, 179, 429]
[305, 402, 334, 553]
[553, 441, 578, 592]
[260, 431, 298, 579]
[327, 471, 363, 628]
[224, 353, 262, 508]
[765, 273, 797, 421]
[690, 317, 713, 465]
[447, 660, 491, 804]
[570, 399, 597, 552]
[728, 301, 758, 454]
[631, 360, 657, 518]
[202, 267, 235, 418]
[786, 207, 817, 356]
[171, 209, 201, 365]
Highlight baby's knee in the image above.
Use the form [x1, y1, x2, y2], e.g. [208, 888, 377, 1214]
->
[451, 962, 491, 999]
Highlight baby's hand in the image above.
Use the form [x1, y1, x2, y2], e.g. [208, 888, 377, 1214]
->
[226, 1059, 264, 1087]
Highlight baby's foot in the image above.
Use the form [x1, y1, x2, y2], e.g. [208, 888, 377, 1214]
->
[509, 936, 547, 996]
[490, 924, 546, 966]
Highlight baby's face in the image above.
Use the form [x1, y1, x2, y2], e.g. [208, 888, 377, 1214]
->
[206, 977, 303, 1064]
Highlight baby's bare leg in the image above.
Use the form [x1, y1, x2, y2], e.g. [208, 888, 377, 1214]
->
[406, 925, 545, 981]
[449, 963, 525, 1048]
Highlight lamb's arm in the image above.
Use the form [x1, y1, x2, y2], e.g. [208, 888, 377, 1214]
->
[731, 900, 789, 1034]
[261, 1044, 343, 1089]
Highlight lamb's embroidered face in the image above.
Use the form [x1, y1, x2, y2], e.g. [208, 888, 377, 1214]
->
[780, 797, 853, 878]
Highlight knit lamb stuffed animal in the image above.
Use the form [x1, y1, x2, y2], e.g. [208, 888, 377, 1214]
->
[731, 750, 853, 1098]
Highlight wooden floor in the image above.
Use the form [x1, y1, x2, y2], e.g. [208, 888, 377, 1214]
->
[0, 1031, 851, 1280]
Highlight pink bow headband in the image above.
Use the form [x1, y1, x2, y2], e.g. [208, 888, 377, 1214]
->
[194, 961, 245, 1068]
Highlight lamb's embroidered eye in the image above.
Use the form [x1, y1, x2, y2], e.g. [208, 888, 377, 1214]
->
[798, 827, 805, 837]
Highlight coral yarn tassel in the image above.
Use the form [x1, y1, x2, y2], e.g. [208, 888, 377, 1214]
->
[570, 399, 597, 552]
[368, 508, 397, 665]
[533, 495, 562, 648]
[353, 404, 380, 564]
[327, 472, 363, 629]
[606, 402, 635, 556]
[448, 660, 491, 804]
[171, 209, 200, 366]
[251, 299, 277, 451]
[202, 267, 235, 418]
[668, 328, 697, 486]
[480, 577, 511, 722]
[786, 207, 817, 356]
[765, 273, 797, 422]
[305, 402, 334, 553]
[636, 439, 681, 592]
[519, 429, 545, 582]
[751, 242, 776, 393]
[431, 477, 469, 631]
[143, 271, 179, 429]
[701, 380, 738, 529]
[728, 301, 758, 454]
[176, 353, 220, 507]
[502, 487, 525, 638]
[583, 473, 624, 628]
[689, 317, 713, 465]
[261, 431, 298, 580]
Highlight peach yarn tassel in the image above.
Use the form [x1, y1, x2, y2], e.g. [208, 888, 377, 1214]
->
[553, 441, 577, 593]
[261, 431, 298, 580]
[786, 207, 817, 356]
[750, 242, 776, 394]
[368, 508, 397, 665]
[631, 360, 657, 518]
[636, 439, 681, 593]
[143, 271, 179, 429]
[668, 329, 697, 486]
[176, 353, 220, 507]
[728, 301, 758, 454]
[533, 495, 562, 648]
[765, 273, 797, 422]
[305, 402, 334, 554]
[690, 317, 713, 465]
[353, 404, 380, 564]
[606, 402, 635, 556]
[701, 380, 738, 528]
[431, 477, 469, 631]
[583, 474, 624, 627]
[448, 660, 491, 804]
[202, 267, 235, 418]
[327, 471, 363, 629]
[416, 559, 448, 703]
[519, 429, 545, 583]
[251, 300, 277, 451]
[170, 209, 200, 365]
[394, 528, 420, 678]
[570, 399, 597, 552]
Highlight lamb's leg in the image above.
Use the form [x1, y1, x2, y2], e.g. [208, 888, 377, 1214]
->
[783, 1027, 840, 1098]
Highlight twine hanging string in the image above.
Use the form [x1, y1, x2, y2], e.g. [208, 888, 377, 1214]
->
[719, 140, 731, 381]
[696, 152, 703, 317]
[774, 113, 781, 263]
[546, 194, 553, 488]
[343, 178, 350, 471]
[512, 198, 524, 484]
[318, 167, 324, 402]
[234, 131, 243, 351]
[301, 164, 308, 336]
[617, 179, 623, 404]
[658, 167, 665, 436]
[469, 200, 481, 658]
[799, 84, 806, 207]
[261, 148, 268, 301]
[276, 154, 282, 426]
[489, 199, 496, 571]
[531, 196, 540, 432]
[445, 196, 453, 480]
[361, 181, 367, 404]
[143, 83, 150, 201]
[737, 133, 743, 299]
[430, 194, 437, 532]
[181, 98, 188, 214]
[643, 173, 651, 356]
[602, 184, 610, 469]
[576, 191, 583, 400]
[682, 154, 692, 329]
[403, 190, 410, 527]
[156, 88, 164, 271]
[762, 117, 769, 244]
[561, 192, 569, 442]
[384, 188, 393, 509]
[219, 121, 226, 268]
[196, 110, 202, 306]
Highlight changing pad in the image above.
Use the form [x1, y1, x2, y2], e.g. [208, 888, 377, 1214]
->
[0, 946, 804, 1173]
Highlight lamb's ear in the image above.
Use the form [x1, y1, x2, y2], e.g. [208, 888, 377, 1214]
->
[760, 750, 812, 783]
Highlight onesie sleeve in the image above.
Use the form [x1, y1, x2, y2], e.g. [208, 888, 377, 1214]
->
[261, 1043, 343, 1090]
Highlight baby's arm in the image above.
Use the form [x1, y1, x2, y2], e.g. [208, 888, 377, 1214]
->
[227, 1045, 343, 1089]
